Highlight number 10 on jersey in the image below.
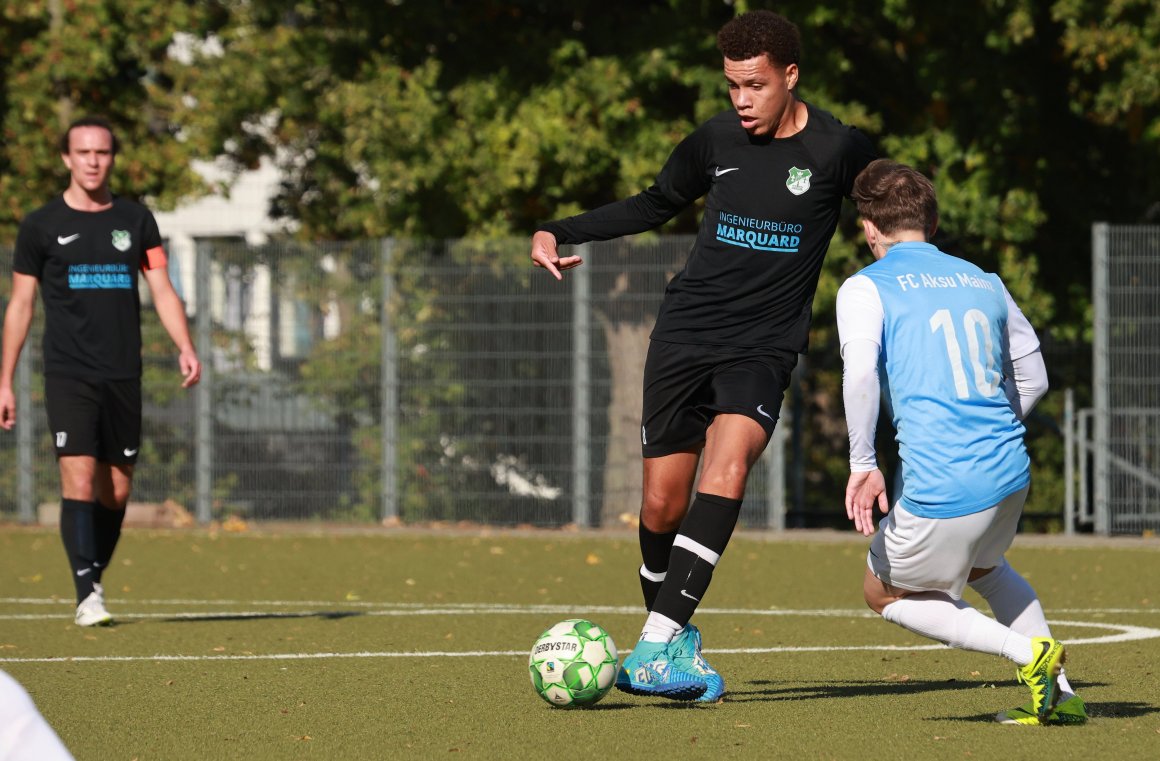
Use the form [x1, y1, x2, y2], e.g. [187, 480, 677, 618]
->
[929, 308, 1001, 400]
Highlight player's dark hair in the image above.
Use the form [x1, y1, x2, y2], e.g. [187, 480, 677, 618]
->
[717, 10, 801, 68]
[60, 116, 119, 156]
[852, 159, 939, 238]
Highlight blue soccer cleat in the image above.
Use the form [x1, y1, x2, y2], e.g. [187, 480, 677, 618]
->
[614, 639, 708, 700]
[670, 622, 725, 703]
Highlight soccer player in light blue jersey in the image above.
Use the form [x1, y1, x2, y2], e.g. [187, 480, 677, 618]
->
[836, 159, 1085, 725]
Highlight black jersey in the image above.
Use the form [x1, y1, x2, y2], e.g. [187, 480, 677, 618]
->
[13, 196, 166, 380]
[539, 103, 876, 352]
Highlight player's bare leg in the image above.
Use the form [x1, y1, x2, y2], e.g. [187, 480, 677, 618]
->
[637, 414, 767, 701]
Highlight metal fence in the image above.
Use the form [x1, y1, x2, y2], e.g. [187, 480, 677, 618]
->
[1067, 224, 1160, 535]
[0, 236, 790, 529]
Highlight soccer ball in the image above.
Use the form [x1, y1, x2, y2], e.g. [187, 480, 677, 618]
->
[528, 619, 618, 707]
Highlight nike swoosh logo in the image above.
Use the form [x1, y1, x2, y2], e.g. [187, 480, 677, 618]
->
[757, 404, 773, 421]
[123, 448, 138, 457]
[679, 589, 700, 602]
[76, 568, 92, 577]
[714, 167, 739, 177]
[57, 234, 80, 245]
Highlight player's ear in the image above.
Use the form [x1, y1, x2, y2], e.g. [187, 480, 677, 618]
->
[927, 214, 939, 239]
[784, 63, 799, 90]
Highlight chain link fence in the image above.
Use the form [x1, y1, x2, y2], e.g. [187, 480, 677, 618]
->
[1, 236, 793, 528]
[1085, 224, 1160, 534]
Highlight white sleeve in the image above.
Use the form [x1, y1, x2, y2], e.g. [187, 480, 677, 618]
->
[836, 275, 884, 348]
[1001, 282, 1040, 360]
[999, 282, 1048, 419]
[0, 671, 75, 761]
[837, 276, 884, 472]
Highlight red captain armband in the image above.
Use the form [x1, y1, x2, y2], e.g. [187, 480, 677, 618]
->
[142, 245, 168, 271]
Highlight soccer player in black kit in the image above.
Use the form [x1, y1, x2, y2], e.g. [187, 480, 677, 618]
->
[0, 117, 201, 626]
[530, 10, 875, 700]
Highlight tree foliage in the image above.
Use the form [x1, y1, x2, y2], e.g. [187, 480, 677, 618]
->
[0, 0, 220, 238]
[3, 1, 1158, 524]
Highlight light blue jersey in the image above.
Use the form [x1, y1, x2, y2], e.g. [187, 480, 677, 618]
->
[857, 242, 1029, 518]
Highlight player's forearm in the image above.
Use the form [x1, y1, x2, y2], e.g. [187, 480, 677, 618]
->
[152, 291, 196, 355]
[538, 186, 683, 244]
[1004, 349, 1049, 420]
[842, 340, 881, 471]
[0, 300, 34, 389]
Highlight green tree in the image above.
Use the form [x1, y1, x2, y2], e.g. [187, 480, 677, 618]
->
[0, 0, 220, 241]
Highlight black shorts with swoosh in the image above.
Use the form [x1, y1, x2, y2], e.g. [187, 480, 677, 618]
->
[640, 340, 797, 458]
[45, 375, 142, 464]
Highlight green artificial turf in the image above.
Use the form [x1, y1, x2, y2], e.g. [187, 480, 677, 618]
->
[1, 527, 1158, 760]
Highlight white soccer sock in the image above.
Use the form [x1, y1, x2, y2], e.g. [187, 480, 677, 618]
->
[881, 592, 1032, 663]
[639, 611, 682, 644]
[968, 561, 1049, 637]
[968, 561, 1075, 691]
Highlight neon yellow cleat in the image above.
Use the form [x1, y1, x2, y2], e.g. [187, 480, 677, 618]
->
[1016, 638, 1066, 720]
[996, 694, 1087, 725]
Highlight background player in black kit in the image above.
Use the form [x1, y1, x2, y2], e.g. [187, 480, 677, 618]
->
[530, 10, 875, 701]
[0, 116, 201, 626]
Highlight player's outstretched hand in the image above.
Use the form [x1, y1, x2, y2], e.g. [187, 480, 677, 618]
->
[529, 230, 583, 280]
[179, 350, 202, 389]
[0, 388, 15, 431]
[845, 469, 889, 536]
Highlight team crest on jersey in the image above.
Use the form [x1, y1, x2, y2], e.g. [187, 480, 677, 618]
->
[111, 230, 131, 252]
[786, 167, 812, 196]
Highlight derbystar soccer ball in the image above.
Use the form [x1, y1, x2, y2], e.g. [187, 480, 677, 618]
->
[528, 619, 618, 707]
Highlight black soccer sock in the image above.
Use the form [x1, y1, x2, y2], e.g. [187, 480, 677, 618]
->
[92, 501, 126, 584]
[59, 499, 98, 604]
[638, 521, 679, 612]
[651, 492, 742, 628]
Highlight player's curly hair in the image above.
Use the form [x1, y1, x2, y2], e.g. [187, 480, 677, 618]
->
[716, 10, 801, 67]
[852, 159, 939, 238]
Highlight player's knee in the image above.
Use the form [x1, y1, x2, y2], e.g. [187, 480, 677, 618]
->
[639, 495, 687, 533]
[696, 464, 750, 499]
[863, 587, 887, 615]
[60, 478, 95, 502]
[862, 571, 892, 615]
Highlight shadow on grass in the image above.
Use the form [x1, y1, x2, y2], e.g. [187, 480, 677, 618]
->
[721, 678, 1159, 723]
[550, 702, 636, 712]
[156, 610, 365, 623]
[1066, 701, 1156, 720]
[729, 678, 1111, 703]
[935, 699, 1155, 724]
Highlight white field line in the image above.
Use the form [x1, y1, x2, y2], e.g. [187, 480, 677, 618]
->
[0, 599, 1157, 664]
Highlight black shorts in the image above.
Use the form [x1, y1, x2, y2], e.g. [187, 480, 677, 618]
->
[44, 375, 142, 464]
[640, 340, 797, 458]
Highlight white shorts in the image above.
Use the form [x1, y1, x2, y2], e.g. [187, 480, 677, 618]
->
[866, 486, 1029, 600]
